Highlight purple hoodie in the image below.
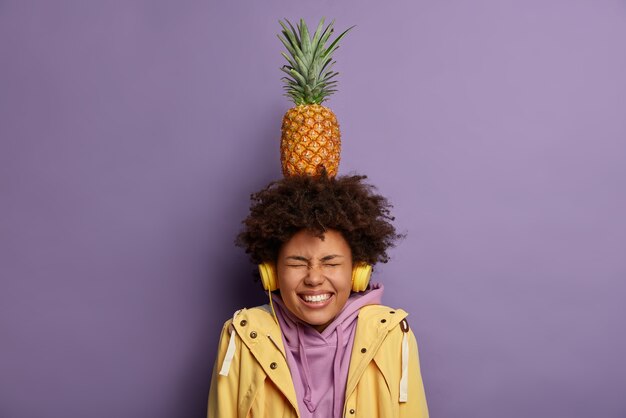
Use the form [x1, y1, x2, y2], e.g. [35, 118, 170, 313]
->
[272, 283, 384, 418]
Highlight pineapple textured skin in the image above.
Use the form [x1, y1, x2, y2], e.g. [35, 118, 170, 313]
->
[281, 104, 340, 177]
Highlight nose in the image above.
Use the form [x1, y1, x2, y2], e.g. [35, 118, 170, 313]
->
[303, 265, 325, 286]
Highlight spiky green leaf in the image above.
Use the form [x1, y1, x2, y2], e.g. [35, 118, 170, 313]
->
[278, 17, 353, 105]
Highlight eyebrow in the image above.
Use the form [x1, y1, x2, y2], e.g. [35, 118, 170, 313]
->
[285, 255, 344, 262]
[286, 256, 309, 262]
[320, 254, 343, 262]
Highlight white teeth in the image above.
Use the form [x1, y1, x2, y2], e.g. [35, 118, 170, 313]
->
[302, 294, 331, 303]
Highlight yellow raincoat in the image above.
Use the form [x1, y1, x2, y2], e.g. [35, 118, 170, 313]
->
[207, 304, 429, 417]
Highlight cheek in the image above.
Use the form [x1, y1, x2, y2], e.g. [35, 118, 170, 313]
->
[277, 272, 295, 292]
[333, 275, 353, 310]
[332, 267, 353, 292]
[277, 267, 306, 295]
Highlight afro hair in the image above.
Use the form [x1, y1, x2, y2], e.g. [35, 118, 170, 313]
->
[235, 174, 403, 265]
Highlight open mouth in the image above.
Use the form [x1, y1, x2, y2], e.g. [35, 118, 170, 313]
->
[299, 293, 332, 304]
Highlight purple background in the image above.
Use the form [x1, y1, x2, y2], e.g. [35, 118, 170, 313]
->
[1, 1, 625, 417]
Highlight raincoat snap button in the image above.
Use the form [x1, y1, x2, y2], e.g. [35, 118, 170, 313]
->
[361, 348, 367, 353]
[381, 319, 387, 323]
[349, 408, 355, 414]
[250, 331, 257, 338]
[239, 320, 247, 326]
[270, 362, 277, 369]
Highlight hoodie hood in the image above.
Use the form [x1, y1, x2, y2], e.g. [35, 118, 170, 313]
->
[272, 283, 384, 418]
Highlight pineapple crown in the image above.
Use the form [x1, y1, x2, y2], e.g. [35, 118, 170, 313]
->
[278, 18, 354, 105]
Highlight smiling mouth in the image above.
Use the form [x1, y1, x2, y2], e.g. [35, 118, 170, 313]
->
[300, 293, 332, 303]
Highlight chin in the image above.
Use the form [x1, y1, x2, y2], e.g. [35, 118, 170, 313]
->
[302, 314, 332, 327]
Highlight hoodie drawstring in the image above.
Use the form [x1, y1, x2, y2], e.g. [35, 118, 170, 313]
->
[219, 310, 241, 377]
[399, 318, 409, 402]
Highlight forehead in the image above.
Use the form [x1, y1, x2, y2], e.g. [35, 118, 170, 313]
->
[279, 229, 351, 257]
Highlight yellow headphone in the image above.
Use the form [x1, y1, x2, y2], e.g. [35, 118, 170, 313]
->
[258, 261, 372, 292]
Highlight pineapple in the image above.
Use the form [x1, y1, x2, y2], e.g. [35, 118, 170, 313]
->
[278, 18, 353, 177]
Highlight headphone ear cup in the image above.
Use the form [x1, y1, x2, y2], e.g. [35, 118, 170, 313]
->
[258, 262, 278, 291]
[351, 263, 372, 292]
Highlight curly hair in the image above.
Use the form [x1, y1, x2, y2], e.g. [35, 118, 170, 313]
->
[235, 174, 403, 265]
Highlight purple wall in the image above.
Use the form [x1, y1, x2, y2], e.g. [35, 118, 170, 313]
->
[1, 1, 625, 417]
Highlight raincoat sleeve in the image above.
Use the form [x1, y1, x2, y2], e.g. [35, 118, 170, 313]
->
[207, 319, 238, 418]
[400, 328, 429, 418]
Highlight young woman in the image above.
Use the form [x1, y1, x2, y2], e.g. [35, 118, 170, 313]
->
[208, 175, 429, 417]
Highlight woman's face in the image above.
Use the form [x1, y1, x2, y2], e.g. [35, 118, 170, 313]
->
[276, 229, 353, 332]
